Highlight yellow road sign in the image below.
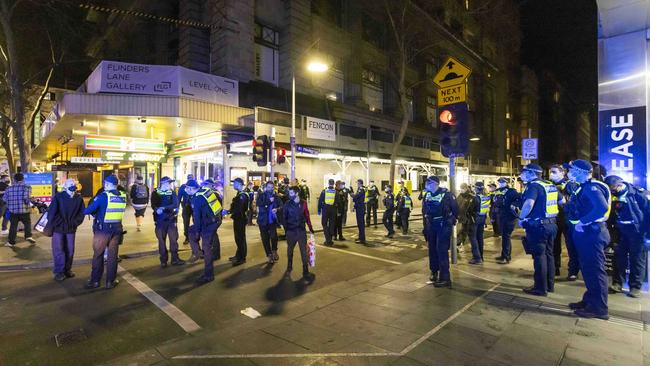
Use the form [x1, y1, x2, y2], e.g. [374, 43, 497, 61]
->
[437, 84, 467, 106]
[433, 57, 472, 89]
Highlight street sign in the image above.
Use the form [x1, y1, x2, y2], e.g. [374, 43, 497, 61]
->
[433, 57, 472, 89]
[437, 84, 467, 106]
[522, 138, 538, 160]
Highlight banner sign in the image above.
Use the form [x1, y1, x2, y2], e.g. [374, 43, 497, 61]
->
[102, 151, 166, 162]
[306, 116, 336, 142]
[598, 106, 647, 188]
[24, 172, 54, 203]
[86, 60, 239, 107]
[85, 134, 165, 153]
[297, 145, 320, 155]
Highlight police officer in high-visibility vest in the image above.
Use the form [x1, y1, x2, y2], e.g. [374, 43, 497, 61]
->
[604, 175, 649, 298]
[549, 164, 577, 277]
[84, 175, 127, 290]
[351, 179, 367, 244]
[383, 185, 395, 238]
[567, 159, 611, 319]
[318, 179, 338, 246]
[203, 179, 224, 262]
[151, 176, 185, 268]
[397, 190, 413, 234]
[517, 164, 560, 296]
[423, 176, 459, 288]
[469, 181, 490, 264]
[366, 180, 380, 228]
[185, 179, 222, 284]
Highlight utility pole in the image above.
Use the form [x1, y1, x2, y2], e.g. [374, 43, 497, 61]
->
[449, 155, 457, 264]
[269, 127, 276, 182]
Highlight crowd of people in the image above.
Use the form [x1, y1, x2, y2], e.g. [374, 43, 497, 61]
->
[3, 159, 648, 321]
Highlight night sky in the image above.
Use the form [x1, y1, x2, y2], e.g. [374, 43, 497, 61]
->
[518, 0, 598, 105]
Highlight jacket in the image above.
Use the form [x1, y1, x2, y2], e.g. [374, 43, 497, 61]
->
[256, 191, 280, 226]
[282, 198, 314, 232]
[47, 191, 85, 234]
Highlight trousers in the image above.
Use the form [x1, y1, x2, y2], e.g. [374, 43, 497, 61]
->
[573, 223, 610, 315]
[426, 219, 452, 281]
[51, 232, 76, 274]
[155, 221, 180, 264]
[90, 229, 122, 284]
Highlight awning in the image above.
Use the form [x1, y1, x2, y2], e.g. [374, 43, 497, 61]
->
[33, 92, 254, 161]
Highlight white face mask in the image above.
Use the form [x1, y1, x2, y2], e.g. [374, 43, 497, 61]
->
[498, 182, 507, 189]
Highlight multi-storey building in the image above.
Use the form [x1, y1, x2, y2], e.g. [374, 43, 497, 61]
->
[32, 0, 536, 208]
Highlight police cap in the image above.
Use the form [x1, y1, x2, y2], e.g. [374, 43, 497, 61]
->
[231, 177, 244, 185]
[160, 176, 174, 184]
[569, 159, 593, 173]
[497, 177, 508, 183]
[185, 179, 200, 189]
[426, 176, 440, 184]
[104, 175, 118, 185]
[604, 175, 624, 186]
[475, 181, 485, 188]
[521, 163, 543, 173]
[202, 178, 215, 186]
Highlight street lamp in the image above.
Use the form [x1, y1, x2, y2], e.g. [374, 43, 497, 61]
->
[291, 43, 329, 181]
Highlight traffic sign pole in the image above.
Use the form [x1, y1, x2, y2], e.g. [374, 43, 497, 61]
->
[449, 155, 457, 265]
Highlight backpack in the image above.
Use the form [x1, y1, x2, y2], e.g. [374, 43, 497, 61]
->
[135, 184, 148, 199]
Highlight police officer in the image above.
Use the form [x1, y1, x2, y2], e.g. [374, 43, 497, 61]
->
[335, 180, 349, 241]
[383, 185, 395, 238]
[366, 180, 380, 228]
[352, 179, 367, 244]
[257, 181, 281, 264]
[470, 182, 490, 264]
[395, 183, 404, 230]
[567, 159, 611, 319]
[397, 190, 413, 234]
[549, 164, 578, 278]
[423, 176, 459, 288]
[493, 177, 521, 264]
[84, 175, 127, 289]
[228, 178, 249, 266]
[245, 181, 255, 226]
[185, 179, 222, 283]
[487, 182, 500, 237]
[204, 179, 224, 262]
[518, 164, 559, 296]
[178, 174, 194, 245]
[151, 176, 185, 268]
[282, 186, 316, 280]
[318, 179, 338, 246]
[300, 179, 311, 202]
[562, 171, 582, 281]
[604, 175, 649, 298]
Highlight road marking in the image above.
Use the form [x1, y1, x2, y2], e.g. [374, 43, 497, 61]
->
[456, 268, 500, 284]
[117, 265, 201, 333]
[316, 244, 403, 265]
[172, 280, 501, 359]
[399, 283, 500, 354]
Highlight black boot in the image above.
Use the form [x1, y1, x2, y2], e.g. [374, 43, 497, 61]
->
[302, 264, 312, 280]
[286, 255, 293, 274]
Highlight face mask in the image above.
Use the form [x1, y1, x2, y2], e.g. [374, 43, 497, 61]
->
[68, 185, 77, 192]
[498, 182, 507, 188]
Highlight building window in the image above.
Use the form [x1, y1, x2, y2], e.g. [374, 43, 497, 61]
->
[315, 54, 345, 102]
[340, 124, 367, 139]
[255, 23, 279, 86]
[406, 89, 414, 122]
[371, 129, 393, 143]
[311, 0, 342, 27]
[426, 96, 437, 127]
[362, 14, 384, 49]
[505, 104, 511, 119]
[506, 129, 511, 150]
[465, 0, 470, 10]
[362, 68, 383, 112]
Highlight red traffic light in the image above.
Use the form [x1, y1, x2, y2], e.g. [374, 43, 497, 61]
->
[439, 109, 456, 125]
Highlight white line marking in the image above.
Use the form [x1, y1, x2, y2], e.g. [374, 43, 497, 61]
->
[117, 265, 201, 333]
[172, 281, 502, 359]
[399, 283, 500, 355]
[456, 268, 500, 284]
[316, 244, 403, 265]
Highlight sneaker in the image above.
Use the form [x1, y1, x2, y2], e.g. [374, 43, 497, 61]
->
[609, 284, 623, 294]
[494, 256, 504, 261]
[232, 258, 246, 266]
[105, 280, 120, 289]
[54, 273, 66, 282]
[433, 280, 452, 288]
[523, 287, 547, 296]
[497, 258, 510, 265]
[84, 280, 100, 289]
[354, 240, 366, 244]
[26, 237, 36, 244]
[627, 288, 641, 298]
[160, 262, 168, 268]
[228, 256, 237, 262]
[566, 274, 578, 281]
[429, 272, 438, 282]
[4, 242, 15, 248]
[0, 229, 7, 235]
[267, 255, 275, 264]
[64, 271, 76, 278]
[338, 237, 347, 241]
[171, 259, 186, 266]
[468, 258, 483, 265]
[273, 251, 279, 261]
[187, 255, 199, 264]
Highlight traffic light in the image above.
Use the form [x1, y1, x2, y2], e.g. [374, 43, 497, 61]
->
[252, 135, 269, 166]
[277, 148, 287, 164]
[439, 102, 469, 157]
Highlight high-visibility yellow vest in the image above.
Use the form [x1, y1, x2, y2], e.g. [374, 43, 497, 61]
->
[404, 196, 412, 210]
[364, 189, 369, 203]
[324, 188, 336, 205]
[478, 194, 491, 215]
[156, 188, 172, 196]
[104, 191, 127, 223]
[196, 187, 222, 216]
[530, 180, 559, 218]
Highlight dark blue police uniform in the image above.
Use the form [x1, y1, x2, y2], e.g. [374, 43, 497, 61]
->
[572, 178, 611, 317]
[151, 186, 183, 266]
[257, 190, 281, 259]
[190, 186, 222, 281]
[521, 179, 559, 295]
[383, 191, 395, 237]
[352, 186, 367, 243]
[423, 187, 459, 284]
[495, 186, 520, 262]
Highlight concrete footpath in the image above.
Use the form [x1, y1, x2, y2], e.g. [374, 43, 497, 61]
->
[0, 206, 429, 270]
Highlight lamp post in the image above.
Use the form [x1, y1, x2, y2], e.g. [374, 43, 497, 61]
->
[290, 43, 329, 181]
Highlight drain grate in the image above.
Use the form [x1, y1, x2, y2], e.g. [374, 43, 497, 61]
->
[54, 328, 87, 347]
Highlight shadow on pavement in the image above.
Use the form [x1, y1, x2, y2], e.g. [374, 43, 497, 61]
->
[263, 273, 315, 316]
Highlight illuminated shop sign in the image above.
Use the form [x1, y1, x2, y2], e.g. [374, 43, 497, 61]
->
[85, 134, 165, 153]
[174, 132, 223, 153]
[102, 151, 166, 162]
